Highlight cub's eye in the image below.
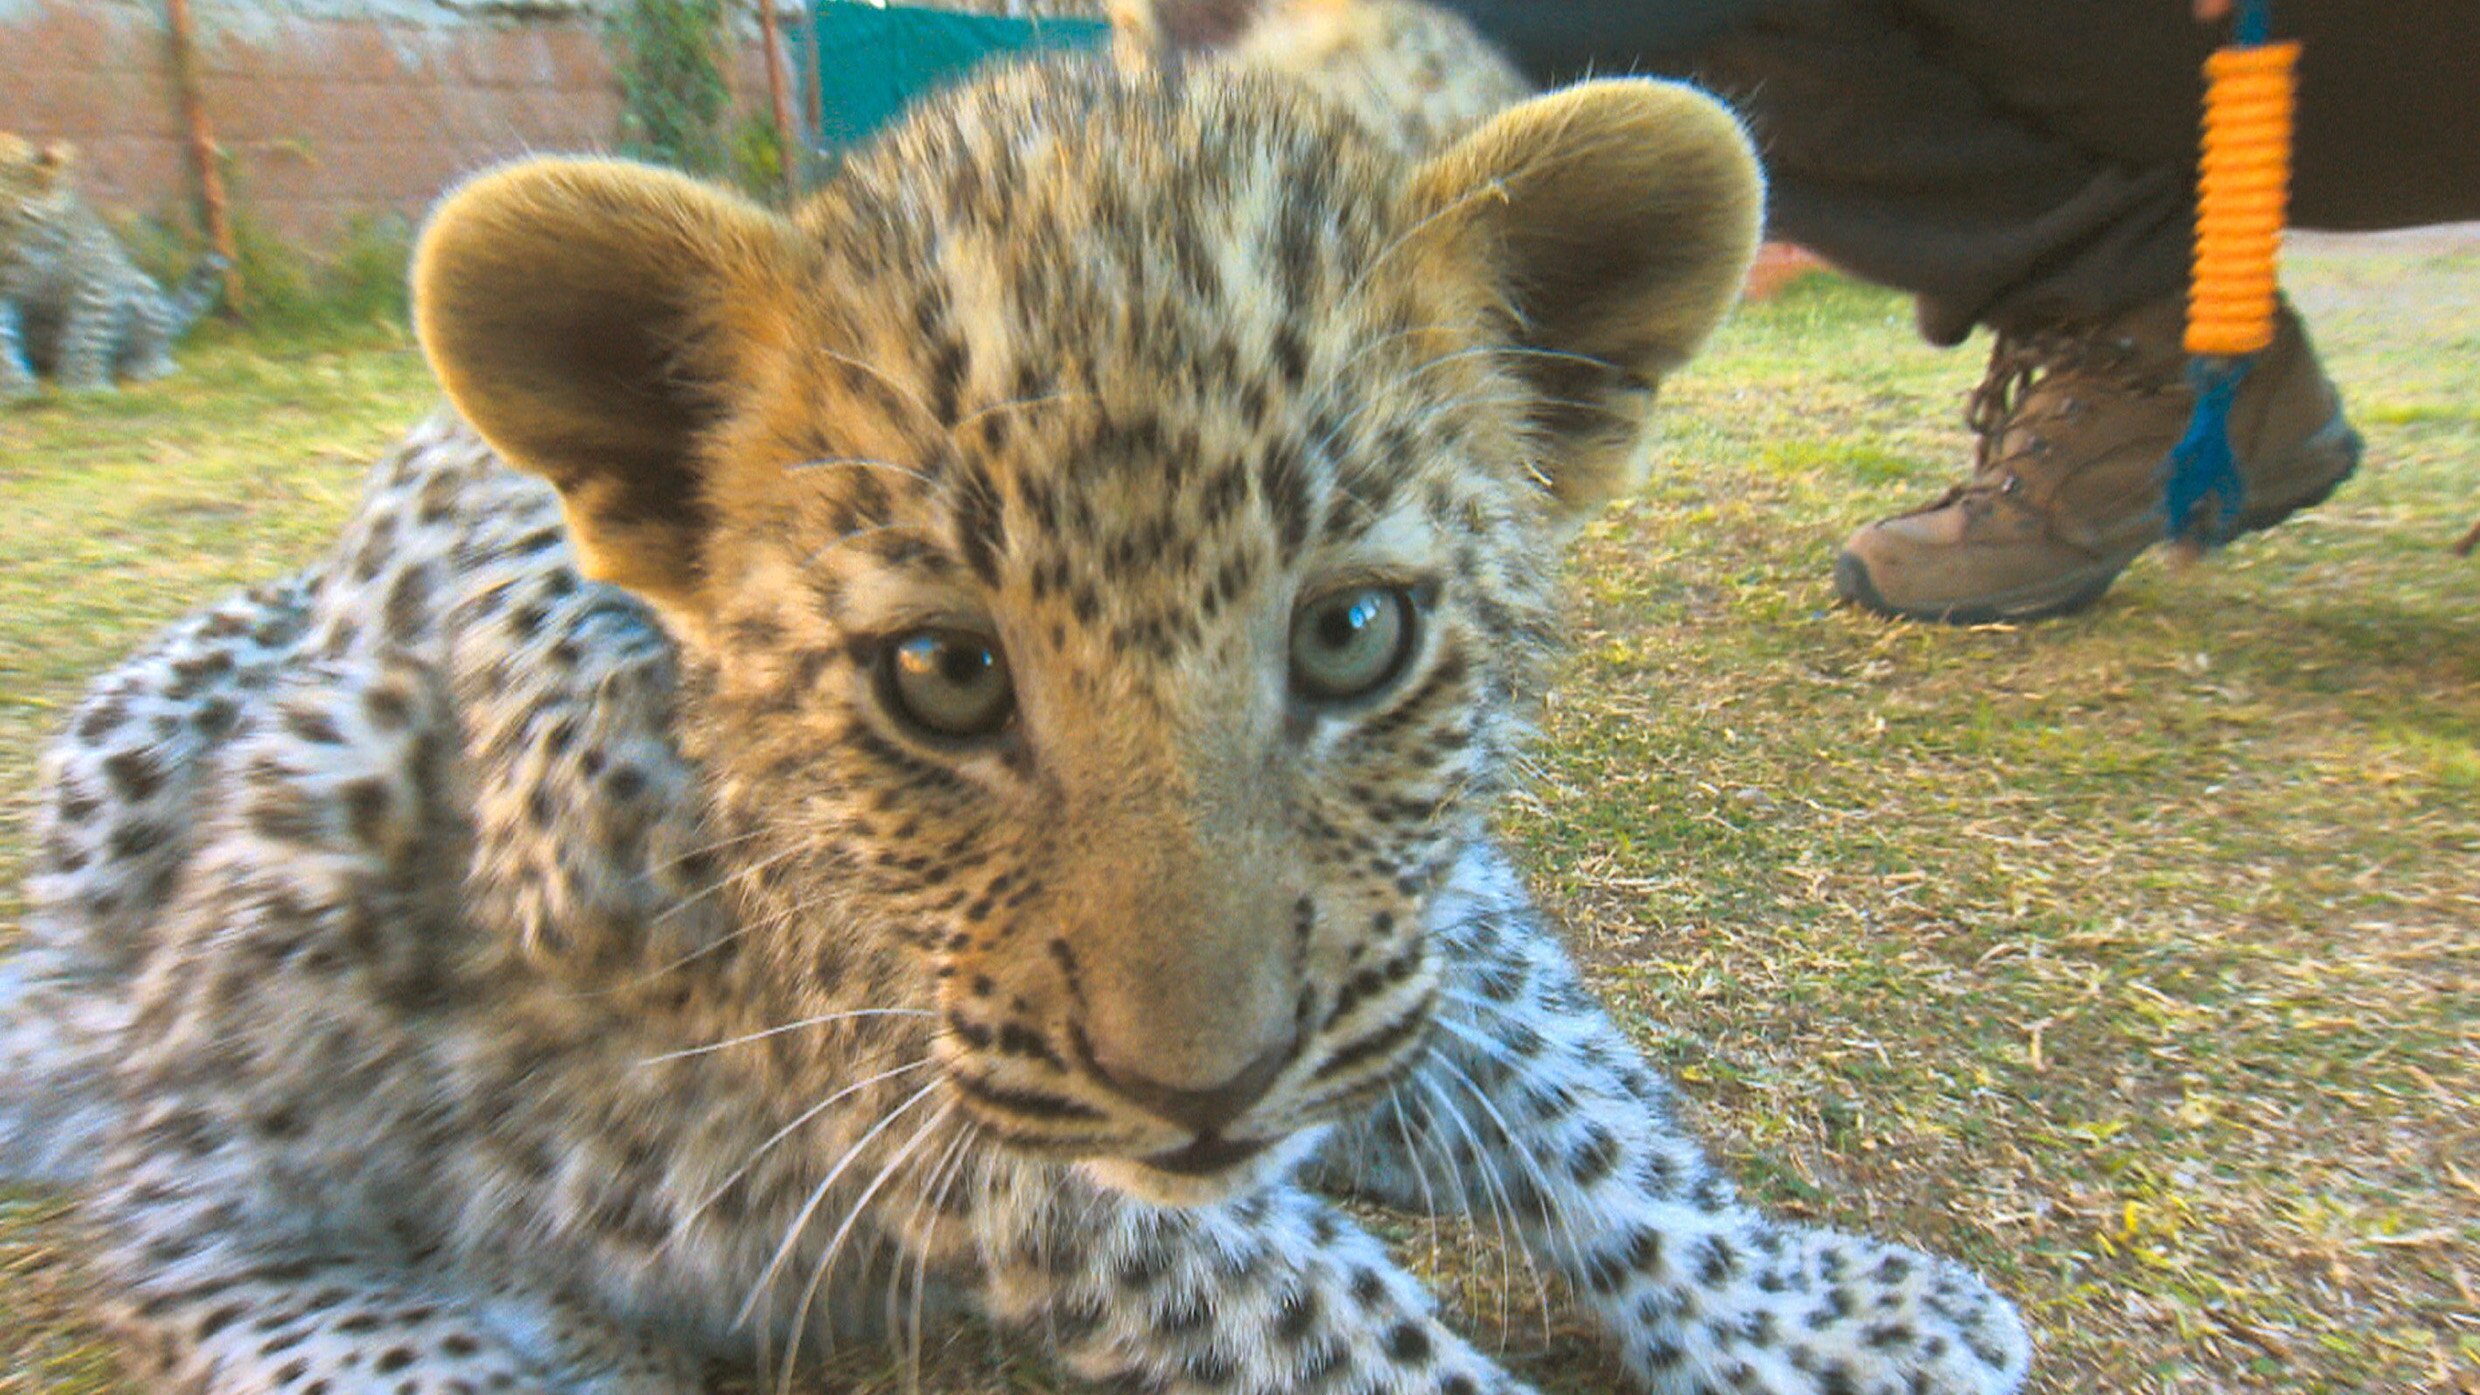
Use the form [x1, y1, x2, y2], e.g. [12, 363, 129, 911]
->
[880, 629, 1013, 739]
[1290, 586, 1417, 703]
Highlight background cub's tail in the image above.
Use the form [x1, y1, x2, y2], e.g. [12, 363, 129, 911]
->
[165, 253, 231, 340]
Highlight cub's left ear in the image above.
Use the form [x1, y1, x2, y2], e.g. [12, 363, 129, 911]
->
[1410, 79, 1762, 520]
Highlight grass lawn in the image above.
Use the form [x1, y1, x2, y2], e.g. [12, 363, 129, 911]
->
[2, 237, 2474, 1395]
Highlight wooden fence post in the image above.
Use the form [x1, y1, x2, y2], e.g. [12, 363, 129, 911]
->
[757, 0, 800, 198]
[162, 0, 244, 314]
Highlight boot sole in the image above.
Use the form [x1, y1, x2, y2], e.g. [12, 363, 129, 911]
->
[1833, 548, 2132, 626]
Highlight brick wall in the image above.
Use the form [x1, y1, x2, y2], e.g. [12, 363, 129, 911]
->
[0, 0, 784, 250]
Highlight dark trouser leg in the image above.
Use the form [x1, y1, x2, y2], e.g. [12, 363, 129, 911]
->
[1442, 0, 2480, 344]
[1690, 1, 2196, 344]
[1438, 0, 2475, 621]
[1669, 0, 2480, 342]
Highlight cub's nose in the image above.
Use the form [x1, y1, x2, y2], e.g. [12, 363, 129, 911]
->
[1090, 1037, 1294, 1136]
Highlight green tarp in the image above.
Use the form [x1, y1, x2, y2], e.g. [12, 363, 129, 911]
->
[811, 3, 1110, 150]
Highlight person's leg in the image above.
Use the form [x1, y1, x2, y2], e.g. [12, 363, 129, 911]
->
[1814, 0, 2480, 336]
[1439, 0, 2478, 621]
[1629, 3, 2323, 618]
[1812, 1, 2480, 620]
[1682, 0, 2472, 620]
[2280, 3, 2480, 233]
[1684, 0, 2200, 346]
[1445, 1, 2265, 618]
[1444, 0, 2480, 339]
[1437, 0, 2204, 343]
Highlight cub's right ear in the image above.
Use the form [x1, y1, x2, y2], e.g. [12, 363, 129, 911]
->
[413, 158, 808, 614]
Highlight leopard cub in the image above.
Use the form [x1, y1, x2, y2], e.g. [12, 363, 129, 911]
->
[1, 50, 2030, 1395]
[0, 135, 225, 396]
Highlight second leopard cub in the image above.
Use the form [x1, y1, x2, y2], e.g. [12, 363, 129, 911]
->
[3, 55, 2031, 1395]
[0, 134, 226, 396]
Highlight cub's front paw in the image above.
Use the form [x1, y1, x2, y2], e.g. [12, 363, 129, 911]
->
[1636, 1222, 2029, 1395]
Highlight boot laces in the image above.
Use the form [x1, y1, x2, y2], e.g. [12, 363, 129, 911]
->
[1963, 325, 2145, 475]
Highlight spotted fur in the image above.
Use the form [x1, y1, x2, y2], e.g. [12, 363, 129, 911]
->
[0, 134, 226, 397]
[1, 55, 2028, 1395]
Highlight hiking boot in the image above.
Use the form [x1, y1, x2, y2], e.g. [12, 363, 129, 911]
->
[1833, 293, 2362, 624]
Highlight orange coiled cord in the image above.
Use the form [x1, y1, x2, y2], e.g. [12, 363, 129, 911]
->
[2185, 41, 2300, 357]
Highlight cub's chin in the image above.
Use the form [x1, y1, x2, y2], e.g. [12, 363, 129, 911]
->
[1081, 1127, 1331, 1208]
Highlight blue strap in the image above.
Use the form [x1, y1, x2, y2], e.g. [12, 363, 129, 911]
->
[2235, 0, 2273, 46]
[2162, 356, 2252, 545]
[2165, 0, 2275, 549]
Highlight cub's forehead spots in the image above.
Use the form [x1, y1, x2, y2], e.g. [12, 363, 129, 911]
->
[783, 319, 1473, 536]
[743, 63, 1536, 649]
[819, 77, 1424, 379]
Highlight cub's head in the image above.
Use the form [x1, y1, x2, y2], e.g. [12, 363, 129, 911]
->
[416, 61, 1756, 1205]
[0, 135, 74, 230]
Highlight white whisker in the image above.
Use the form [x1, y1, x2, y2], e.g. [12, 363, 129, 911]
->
[733, 1076, 946, 1328]
[1358, 177, 1509, 291]
[1427, 1041, 1598, 1288]
[644, 841, 806, 928]
[780, 1102, 957, 1395]
[1414, 1067, 1543, 1341]
[665, 1054, 938, 1256]
[1406, 1084, 1514, 1346]
[803, 521, 926, 571]
[953, 390, 1094, 433]
[551, 836, 809, 1001]
[1405, 341, 1625, 383]
[900, 1126, 976, 1394]
[656, 825, 771, 870]
[1386, 1086, 1445, 1273]
[1354, 320, 1465, 356]
[813, 345, 938, 426]
[641, 1008, 936, 1065]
